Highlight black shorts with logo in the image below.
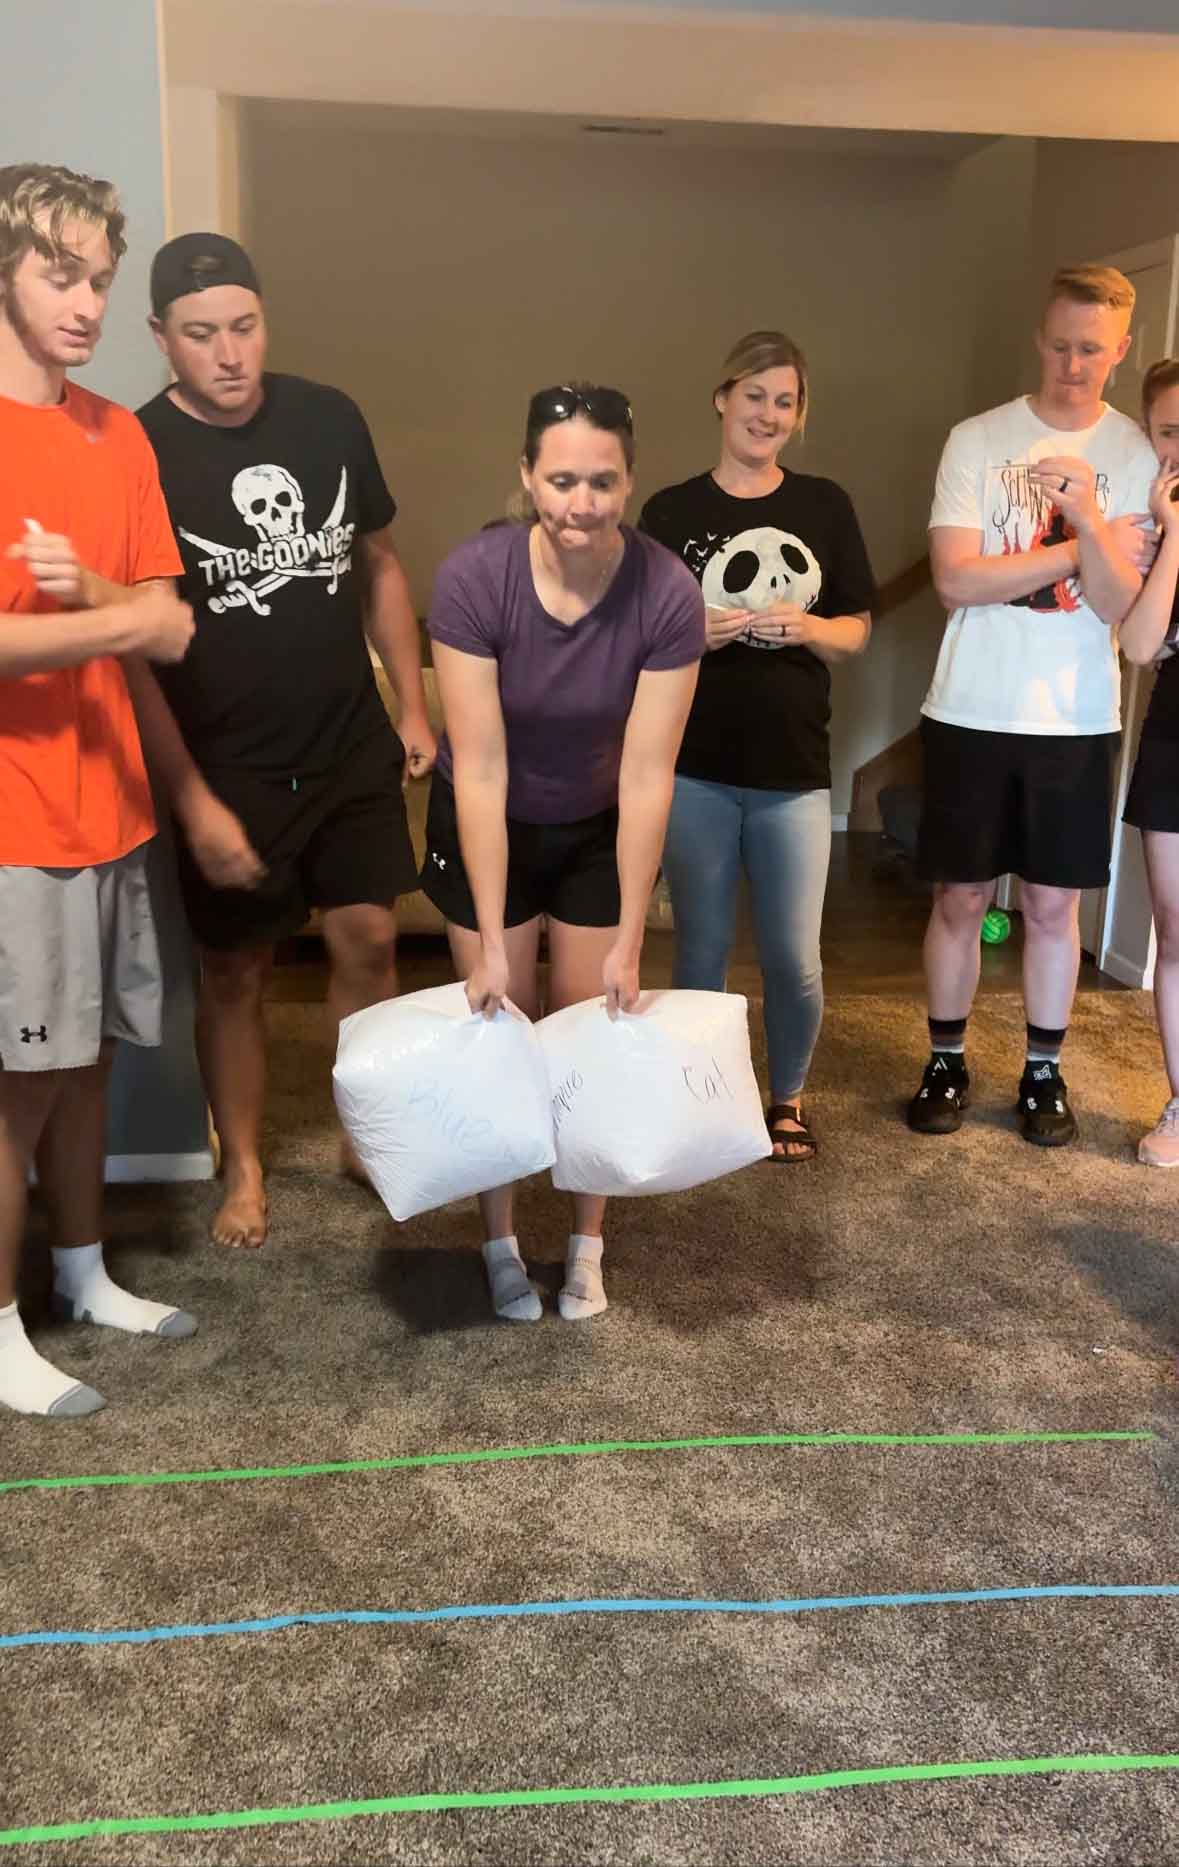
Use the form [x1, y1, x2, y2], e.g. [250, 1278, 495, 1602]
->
[916, 717, 1117, 889]
[421, 775, 621, 931]
[176, 725, 419, 952]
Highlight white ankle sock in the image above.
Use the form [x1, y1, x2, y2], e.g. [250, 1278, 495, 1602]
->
[559, 1233, 607, 1322]
[52, 1243, 197, 1339]
[482, 1236, 541, 1323]
[0, 1301, 105, 1418]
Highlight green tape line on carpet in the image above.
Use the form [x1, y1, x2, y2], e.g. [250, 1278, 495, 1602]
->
[0, 1429, 1155, 1496]
[1, 1751, 1177, 1847]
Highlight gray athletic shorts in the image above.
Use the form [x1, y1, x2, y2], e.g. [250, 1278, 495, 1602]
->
[0, 845, 163, 1072]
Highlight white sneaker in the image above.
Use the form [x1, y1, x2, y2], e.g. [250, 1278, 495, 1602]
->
[1138, 1097, 1179, 1167]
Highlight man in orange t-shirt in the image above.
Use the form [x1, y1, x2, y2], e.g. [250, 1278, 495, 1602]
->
[0, 163, 202, 1419]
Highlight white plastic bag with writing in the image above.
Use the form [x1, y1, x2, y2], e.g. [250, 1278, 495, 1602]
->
[537, 989, 771, 1196]
[333, 982, 555, 1221]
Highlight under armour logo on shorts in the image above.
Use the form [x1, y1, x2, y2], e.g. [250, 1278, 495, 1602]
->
[431, 851, 446, 870]
[20, 1025, 48, 1044]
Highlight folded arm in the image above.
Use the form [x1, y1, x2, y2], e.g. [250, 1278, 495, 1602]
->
[930, 525, 1079, 610]
[3, 526, 194, 673]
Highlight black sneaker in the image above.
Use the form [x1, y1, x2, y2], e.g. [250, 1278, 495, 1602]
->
[1016, 1062, 1077, 1147]
[907, 1054, 970, 1134]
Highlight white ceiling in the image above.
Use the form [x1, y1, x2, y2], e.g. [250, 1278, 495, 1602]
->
[561, 0, 1177, 19]
[174, 0, 1179, 22]
[164, 0, 1179, 144]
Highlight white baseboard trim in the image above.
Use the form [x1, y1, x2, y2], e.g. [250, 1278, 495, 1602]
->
[105, 1150, 216, 1184]
[1097, 949, 1150, 990]
[831, 813, 849, 832]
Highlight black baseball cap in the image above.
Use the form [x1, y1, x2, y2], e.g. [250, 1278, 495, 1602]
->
[150, 232, 261, 318]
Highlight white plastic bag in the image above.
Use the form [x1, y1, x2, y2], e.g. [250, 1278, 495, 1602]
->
[333, 982, 555, 1221]
[537, 989, 771, 1196]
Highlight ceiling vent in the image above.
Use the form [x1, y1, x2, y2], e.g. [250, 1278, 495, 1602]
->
[580, 122, 666, 136]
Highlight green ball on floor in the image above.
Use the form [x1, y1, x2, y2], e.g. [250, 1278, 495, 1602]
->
[981, 907, 1011, 945]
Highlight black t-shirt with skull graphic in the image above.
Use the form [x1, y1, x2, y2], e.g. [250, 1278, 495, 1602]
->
[639, 470, 876, 791]
[137, 373, 398, 780]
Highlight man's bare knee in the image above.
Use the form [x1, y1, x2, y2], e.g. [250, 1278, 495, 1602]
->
[199, 946, 272, 1007]
[933, 882, 991, 933]
[1020, 885, 1078, 939]
[323, 905, 396, 968]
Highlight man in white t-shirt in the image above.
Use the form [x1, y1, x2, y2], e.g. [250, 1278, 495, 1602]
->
[908, 263, 1156, 1147]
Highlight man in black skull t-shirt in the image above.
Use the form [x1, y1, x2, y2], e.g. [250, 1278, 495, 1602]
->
[135, 233, 434, 1251]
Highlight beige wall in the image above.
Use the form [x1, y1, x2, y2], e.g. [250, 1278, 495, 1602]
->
[245, 111, 1049, 807]
[245, 114, 954, 580]
[1031, 139, 1179, 276]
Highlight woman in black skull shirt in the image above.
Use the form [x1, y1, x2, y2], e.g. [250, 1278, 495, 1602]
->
[639, 330, 876, 1160]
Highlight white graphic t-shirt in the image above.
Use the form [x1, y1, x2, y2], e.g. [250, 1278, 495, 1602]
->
[922, 396, 1157, 735]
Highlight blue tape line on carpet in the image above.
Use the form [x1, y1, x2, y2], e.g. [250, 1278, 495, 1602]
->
[5, 1582, 1177, 1651]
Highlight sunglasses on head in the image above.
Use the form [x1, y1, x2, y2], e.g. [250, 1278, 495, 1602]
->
[528, 384, 634, 431]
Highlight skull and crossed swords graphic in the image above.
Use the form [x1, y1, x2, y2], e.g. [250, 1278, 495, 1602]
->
[180, 463, 350, 616]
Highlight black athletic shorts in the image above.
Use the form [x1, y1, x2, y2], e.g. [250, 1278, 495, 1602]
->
[916, 716, 1117, 889]
[1124, 726, 1179, 835]
[421, 775, 621, 931]
[176, 726, 419, 952]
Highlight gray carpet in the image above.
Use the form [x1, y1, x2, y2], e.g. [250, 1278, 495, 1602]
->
[3, 992, 1179, 1865]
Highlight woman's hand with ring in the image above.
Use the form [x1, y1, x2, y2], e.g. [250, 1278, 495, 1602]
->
[748, 603, 816, 647]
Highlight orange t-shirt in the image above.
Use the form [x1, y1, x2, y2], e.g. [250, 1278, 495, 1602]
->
[0, 381, 183, 867]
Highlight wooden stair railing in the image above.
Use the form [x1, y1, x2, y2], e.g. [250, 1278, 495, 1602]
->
[875, 552, 932, 618]
[848, 553, 936, 832]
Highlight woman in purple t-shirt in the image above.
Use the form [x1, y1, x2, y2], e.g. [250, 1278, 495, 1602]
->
[424, 384, 704, 1325]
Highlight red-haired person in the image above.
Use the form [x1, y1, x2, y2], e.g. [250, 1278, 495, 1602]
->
[909, 266, 1156, 1148]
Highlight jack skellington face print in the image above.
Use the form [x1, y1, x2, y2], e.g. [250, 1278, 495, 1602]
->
[699, 526, 822, 649]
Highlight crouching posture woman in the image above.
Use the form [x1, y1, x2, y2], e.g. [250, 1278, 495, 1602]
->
[423, 384, 704, 1320]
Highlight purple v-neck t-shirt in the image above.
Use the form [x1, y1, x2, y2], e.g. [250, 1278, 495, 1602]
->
[428, 523, 705, 823]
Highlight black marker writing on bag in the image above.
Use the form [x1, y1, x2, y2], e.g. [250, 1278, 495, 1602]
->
[683, 1057, 734, 1105]
[552, 1069, 584, 1133]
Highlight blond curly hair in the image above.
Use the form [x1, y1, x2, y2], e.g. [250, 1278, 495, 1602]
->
[0, 162, 126, 288]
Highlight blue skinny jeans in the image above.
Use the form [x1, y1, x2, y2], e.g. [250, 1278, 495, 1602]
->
[661, 776, 832, 1102]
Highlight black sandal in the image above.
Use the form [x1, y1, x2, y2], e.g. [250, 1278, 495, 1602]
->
[765, 1102, 817, 1164]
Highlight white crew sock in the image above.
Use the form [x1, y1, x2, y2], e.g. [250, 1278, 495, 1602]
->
[0, 1301, 105, 1418]
[482, 1236, 541, 1322]
[559, 1234, 607, 1322]
[52, 1243, 197, 1339]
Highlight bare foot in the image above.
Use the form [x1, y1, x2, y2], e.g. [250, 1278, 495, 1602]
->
[210, 1163, 268, 1249]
